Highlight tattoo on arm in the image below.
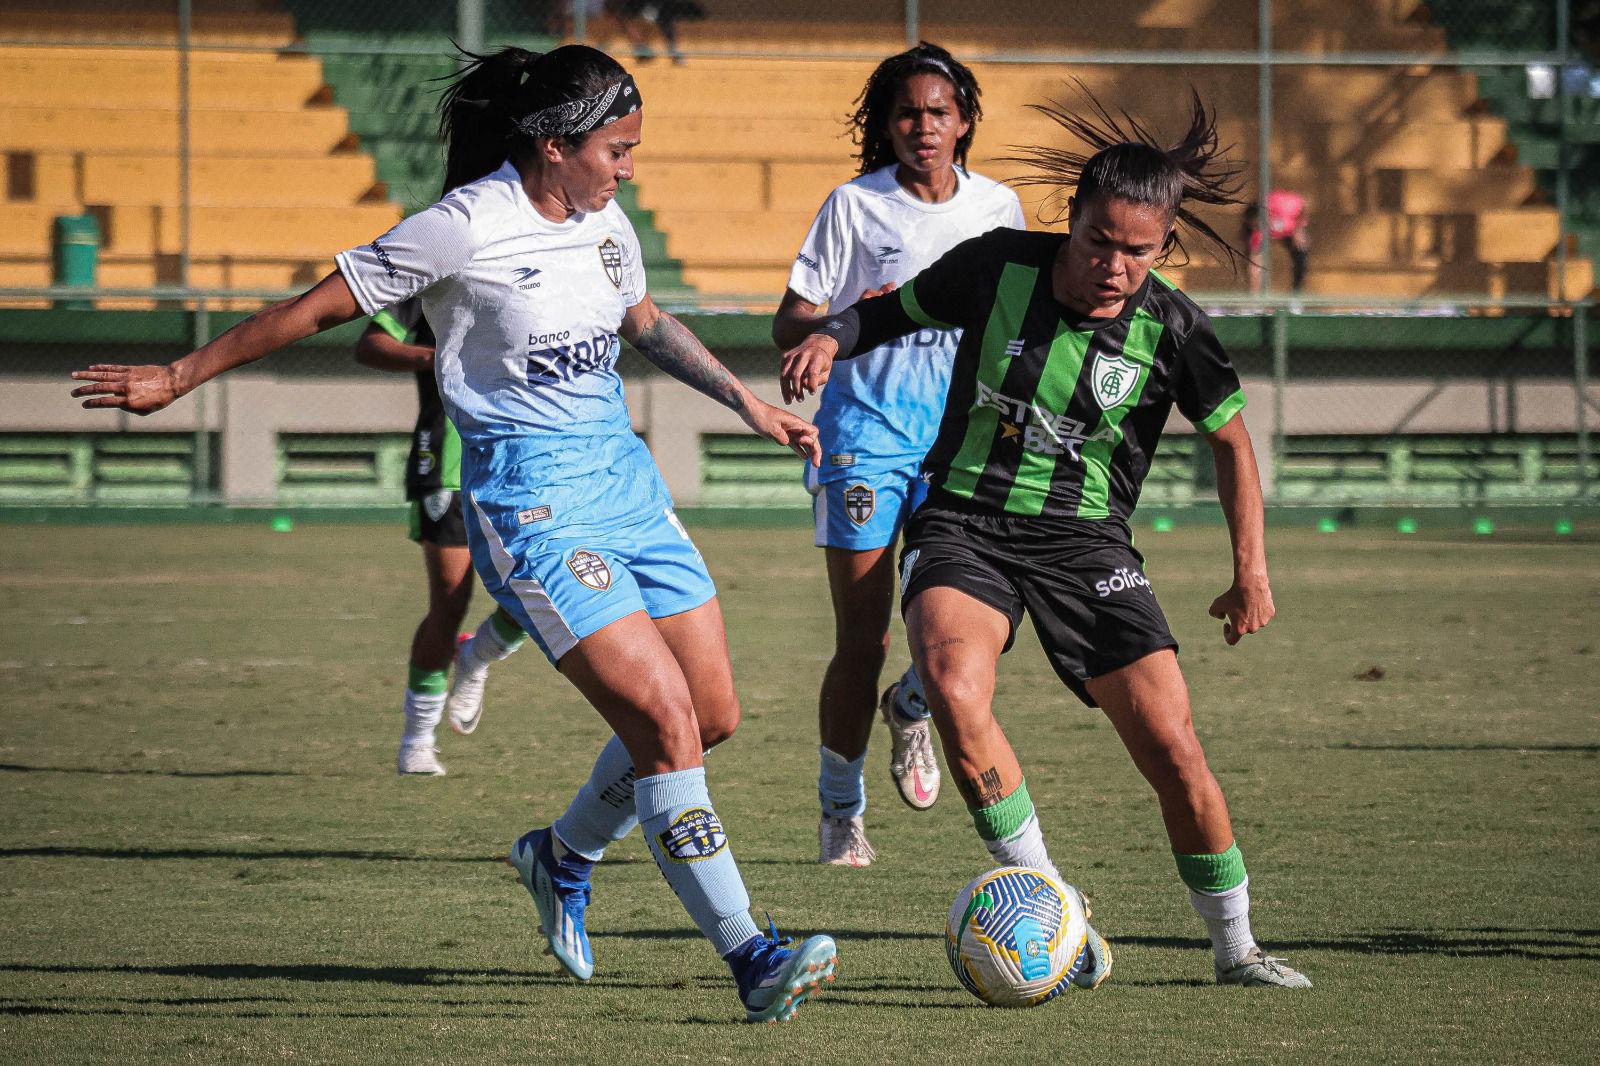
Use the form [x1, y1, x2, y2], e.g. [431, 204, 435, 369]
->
[632, 310, 744, 412]
[967, 766, 1004, 807]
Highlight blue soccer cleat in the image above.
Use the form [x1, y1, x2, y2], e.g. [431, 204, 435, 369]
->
[727, 924, 838, 1023]
[507, 827, 595, 981]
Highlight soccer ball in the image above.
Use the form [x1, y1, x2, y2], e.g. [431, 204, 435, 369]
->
[945, 865, 1089, 1008]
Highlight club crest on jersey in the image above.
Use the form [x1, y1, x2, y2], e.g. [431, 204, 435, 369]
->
[598, 238, 623, 288]
[1091, 352, 1142, 410]
[844, 483, 875, 526]
[657, 807, 727, 863]
[567, 549, 612, 591]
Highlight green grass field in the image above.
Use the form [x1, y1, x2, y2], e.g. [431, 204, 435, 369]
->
[2, 521, 1597, 1064]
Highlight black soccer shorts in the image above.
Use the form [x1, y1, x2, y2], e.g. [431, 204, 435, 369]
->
[408, 489, 469, 547]
[898, 503, 1179, 708]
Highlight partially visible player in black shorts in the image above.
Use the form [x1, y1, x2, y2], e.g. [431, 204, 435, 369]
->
[783, 86, 1312, 989]
[357, 298, 526, 777]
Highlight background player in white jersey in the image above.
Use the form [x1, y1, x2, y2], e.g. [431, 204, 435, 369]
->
[353, 301, 527, 776]
[72, 44, 837, 1023]
[771, 43, 1024, 867]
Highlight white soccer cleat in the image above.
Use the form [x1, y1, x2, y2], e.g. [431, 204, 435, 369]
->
[396, 742, 446, 776]
[879, 683, 941, 810]
[1216, 948, 1312, 988]
[818, 814, 876, 867]
[446, 638, 490, 736]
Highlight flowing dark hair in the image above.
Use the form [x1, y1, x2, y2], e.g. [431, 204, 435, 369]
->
[848, 41, 983, 176]
[437, 44, 628, 197]
[1004, 80, 1247, 269]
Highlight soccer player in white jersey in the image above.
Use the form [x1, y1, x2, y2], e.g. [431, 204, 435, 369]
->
[72, 44, 838, 1023]
[771, 43, 1024, 867]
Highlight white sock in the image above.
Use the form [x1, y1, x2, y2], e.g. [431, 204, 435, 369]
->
[402, 689, 445, 744]
[461, 612, 525, 673]
[818, 745, 867, 819]
[983, 813, 1063, 886]
[1189, 877, 1257, 970]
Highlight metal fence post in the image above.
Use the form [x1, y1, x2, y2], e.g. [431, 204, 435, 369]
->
[1255, 0, 1272, 296]
[906, 0, 919, 47]
[1577, 303, 1591, 496]
[178, 0, 192, 289]
[192, 298, 211, 502]
[457, 0, 485, 57]
[1556, 0, 1570, 301]
[1272, 309, 1288, 504]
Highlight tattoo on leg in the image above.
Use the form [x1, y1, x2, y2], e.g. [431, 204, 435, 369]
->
[967, 766, 1004, 807]
[916, 636, 965, 656]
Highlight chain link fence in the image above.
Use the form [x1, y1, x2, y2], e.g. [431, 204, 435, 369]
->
[0, 0, 1594, 508]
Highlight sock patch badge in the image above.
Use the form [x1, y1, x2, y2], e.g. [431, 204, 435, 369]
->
[656, 807, 728, 863]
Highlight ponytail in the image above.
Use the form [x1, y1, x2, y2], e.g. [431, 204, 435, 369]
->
[437, 44, 630, 198]
[1003, 80, 1247, 270]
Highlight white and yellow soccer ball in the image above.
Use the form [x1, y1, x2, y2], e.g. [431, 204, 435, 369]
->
[945, 865, 1089, 1008]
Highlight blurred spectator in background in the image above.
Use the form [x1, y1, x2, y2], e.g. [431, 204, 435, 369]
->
[559, 0, 705, 63]
[1243, 190, 1309, 293]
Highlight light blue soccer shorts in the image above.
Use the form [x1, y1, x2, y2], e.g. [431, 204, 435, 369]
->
[466, 494, 716, 665]
[810, 462, 930, 551]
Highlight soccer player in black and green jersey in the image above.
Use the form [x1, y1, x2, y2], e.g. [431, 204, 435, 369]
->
[356, 299, 527, 775]
[782, 89, 1311, 989]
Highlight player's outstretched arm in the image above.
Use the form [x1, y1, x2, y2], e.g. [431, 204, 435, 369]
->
[1205, 414, 1274, 646]
[70, 270, 365, 415]
[623, 295, 820, 465]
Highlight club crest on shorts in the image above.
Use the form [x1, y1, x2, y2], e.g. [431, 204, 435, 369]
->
[656, 807, 727, 863]
[422, 489, 452, 522]
[567, 549, 612, 591]
[844, 483, 875, 526]
[597, 238, 623, 288]
[1091, 352, 1142, 410]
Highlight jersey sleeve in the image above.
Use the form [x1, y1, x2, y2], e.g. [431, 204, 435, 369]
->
[1173, 311, 1248, 432]
[335, 197, 480, 316]
[785, 186, 850, 306]
[897, 231, 993, 332]
[1003, 187, 1027, 230]
[616, 210, 648, 308]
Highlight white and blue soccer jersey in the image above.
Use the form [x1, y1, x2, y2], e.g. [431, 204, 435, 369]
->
[787, 165, 1024, 547]
[337, 160, 714, 662]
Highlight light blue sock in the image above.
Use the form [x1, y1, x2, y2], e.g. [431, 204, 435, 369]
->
[635, 767, 761, 957]
[892, 664, 931, 721]
[553, 735, 639, 861]
[818, 745, 867, 818]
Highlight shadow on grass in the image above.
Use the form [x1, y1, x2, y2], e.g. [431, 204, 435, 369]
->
[0, 763, 305, 778]
[0, 845, 540, 865]
[1331, 744, 1600, 754]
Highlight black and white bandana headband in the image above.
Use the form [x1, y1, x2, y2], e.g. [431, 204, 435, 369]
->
[514, 75, 642, 138]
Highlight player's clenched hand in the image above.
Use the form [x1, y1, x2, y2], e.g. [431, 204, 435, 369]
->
[1208, 579, 1275, 646]
[70, 364, 180, 415]
[741, 397, 822, 466]
[780, 334, 838, 405]
[859, 281, 898, 301]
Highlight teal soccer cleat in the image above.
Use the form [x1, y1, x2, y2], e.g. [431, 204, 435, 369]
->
[1070, 888, 1114, 989]
[727, 926, 838, 1023]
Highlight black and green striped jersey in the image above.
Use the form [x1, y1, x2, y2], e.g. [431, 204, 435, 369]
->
[842, 228, 1245, 521]
[371, 299, 461, 498]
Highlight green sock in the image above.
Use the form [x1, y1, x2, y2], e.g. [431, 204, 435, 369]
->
[1173, 841, 1247, 893]
[407, 664, 449, 696]
[969, 780, 1033, 842]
